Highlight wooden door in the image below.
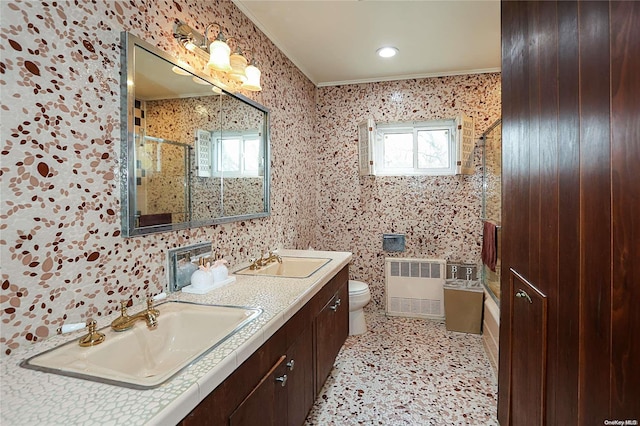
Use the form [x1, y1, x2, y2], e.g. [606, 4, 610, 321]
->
[500, 1, 640, 424]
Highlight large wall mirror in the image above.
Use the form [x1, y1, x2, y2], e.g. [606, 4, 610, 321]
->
[120, 33, 270, 236]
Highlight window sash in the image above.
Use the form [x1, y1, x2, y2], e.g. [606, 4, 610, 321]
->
[212, 132, 261, 177]
[374, 121, 456, 176]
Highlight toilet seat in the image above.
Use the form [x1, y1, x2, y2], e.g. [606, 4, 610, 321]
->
[349, 280, 369, 295]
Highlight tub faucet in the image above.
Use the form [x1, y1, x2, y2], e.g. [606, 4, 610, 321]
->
[111, 297, 160, 332]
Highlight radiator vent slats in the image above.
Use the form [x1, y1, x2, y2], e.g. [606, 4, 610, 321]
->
[385, 258, 446, 320]
[389, 260, 442, 279]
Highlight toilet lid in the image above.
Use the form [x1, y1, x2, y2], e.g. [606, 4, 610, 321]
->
[349, 280, 369, 295]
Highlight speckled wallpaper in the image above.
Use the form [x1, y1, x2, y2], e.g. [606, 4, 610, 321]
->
[0, 0, 317, 356]
[314, 75, 501, 308]
[0, 0, 500, 356]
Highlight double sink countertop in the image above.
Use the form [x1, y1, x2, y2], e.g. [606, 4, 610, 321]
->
[0, 249, 352, 426]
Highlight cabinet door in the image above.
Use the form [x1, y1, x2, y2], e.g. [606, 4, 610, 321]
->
[229, 355, 288, 426]
[286, 325, 314, 426]
[509, 270, 548, 426]
[315, 282, 349, 390]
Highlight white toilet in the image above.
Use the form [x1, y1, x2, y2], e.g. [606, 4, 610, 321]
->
[348, 280, 371, 335]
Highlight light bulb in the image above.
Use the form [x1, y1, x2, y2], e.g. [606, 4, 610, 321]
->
[229, 53, 248, 82]
[207, 40, 232, 72]
[241, 63, 262, 91]
[377, 46, 399, 58]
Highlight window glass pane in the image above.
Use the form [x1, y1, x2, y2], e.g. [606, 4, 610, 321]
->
[243, 138, 260, 172]
[383, 132, 413, 168]
[417, 129, 450, 168]
[220, 138, 241, 172]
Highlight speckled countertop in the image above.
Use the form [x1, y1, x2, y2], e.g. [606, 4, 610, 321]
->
[0, 250, 352, 426]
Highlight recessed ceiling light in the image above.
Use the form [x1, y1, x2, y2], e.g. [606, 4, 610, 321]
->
[377, 46, 398, 58]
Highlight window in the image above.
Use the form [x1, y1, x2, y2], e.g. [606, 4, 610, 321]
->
[374, 120, 457, 176]
[213, 131, 261, 177]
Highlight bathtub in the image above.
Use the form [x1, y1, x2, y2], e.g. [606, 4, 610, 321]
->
[482, 290, 500, 377]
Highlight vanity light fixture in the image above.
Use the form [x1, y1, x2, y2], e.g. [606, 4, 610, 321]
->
[204, 23, 232, 72]
[171, 65, 191, 76]
[173, 20, 262, 91]
[192, 76, 210, 85]
[229, 45, 249, 82]
[377, 46, 399, 58]
[241, 56, 262, 91]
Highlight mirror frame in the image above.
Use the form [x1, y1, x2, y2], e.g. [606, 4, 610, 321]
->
[120, 32, 270, 237]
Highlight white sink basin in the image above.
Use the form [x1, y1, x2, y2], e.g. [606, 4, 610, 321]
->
[20, 301, 261, 389]
[235, 256, 331, 278]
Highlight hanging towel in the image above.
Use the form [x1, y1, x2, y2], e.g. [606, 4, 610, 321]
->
[481, 221, 498, 272]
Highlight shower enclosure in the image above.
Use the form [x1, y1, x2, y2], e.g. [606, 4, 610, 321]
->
[480, 119, 501, 375]
[481, 119, 502, 303]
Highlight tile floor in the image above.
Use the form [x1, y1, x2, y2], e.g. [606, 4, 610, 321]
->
[305, 310, 498, 425]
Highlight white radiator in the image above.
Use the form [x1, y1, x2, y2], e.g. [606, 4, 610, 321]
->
[385, 257, 445, 320]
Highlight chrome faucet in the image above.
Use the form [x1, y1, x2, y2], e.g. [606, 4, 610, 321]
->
[111, 297, 160, 332]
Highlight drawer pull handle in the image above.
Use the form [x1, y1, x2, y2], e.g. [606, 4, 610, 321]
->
[330, 298, 341, 311]
[286, 359, 295, 371]
[515, 289, 533, 304]
[275, 374, 288, 387]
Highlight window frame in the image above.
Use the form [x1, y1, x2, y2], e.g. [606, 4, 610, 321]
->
[374, 119, 457, 176]
[212, 130, 262, 178]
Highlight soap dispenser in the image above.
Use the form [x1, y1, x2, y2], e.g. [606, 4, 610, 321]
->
[190, 257, 213, 290]
[211, 253, 229, 284]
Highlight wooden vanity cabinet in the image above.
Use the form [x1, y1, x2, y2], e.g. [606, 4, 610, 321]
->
[229, 355, 288, 426]
[180, 265, 349, 426]
[314, 280, 349, 389]
[284, 323, 314, 426]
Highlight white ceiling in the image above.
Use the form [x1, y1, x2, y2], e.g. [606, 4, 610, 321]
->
[233, 0, 501, 87]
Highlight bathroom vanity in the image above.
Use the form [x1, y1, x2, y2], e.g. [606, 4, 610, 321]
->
[180, 265, 348, 425]
[0, 250, 351, 425]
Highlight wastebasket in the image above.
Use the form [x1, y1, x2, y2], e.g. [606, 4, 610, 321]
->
[443, 279, 484, 334]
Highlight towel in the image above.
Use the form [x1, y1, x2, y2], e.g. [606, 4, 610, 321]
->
[481, 221, 498, 272]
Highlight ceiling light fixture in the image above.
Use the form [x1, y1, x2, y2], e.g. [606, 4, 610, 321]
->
[377, 46, 399, 58]
[173, 20, 262, 92]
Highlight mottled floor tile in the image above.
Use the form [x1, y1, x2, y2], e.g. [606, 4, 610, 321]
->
[305, 310, 498, 425]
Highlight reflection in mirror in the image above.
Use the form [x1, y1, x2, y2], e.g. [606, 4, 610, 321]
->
[121, 33, 270, 237]
[220, 93, 266, 217]
[135, 136, 190, 227]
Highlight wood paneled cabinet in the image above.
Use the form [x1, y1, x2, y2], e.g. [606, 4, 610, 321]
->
[180, 266, 349, 426]
[229, 355, 288, 426]
[315, 282, 349, 388]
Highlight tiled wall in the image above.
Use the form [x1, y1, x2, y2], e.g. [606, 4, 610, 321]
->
[314, 75, 502, 308]
[0, 0, 317, 356]
[0, 0, 500, 356]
